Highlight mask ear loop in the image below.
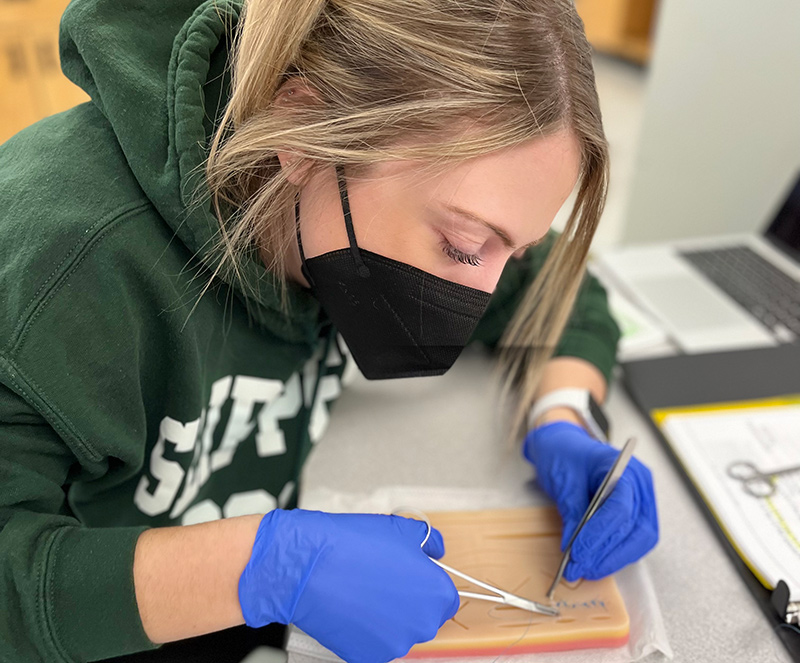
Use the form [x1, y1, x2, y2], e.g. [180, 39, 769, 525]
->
[335, 163, 371, 279]
[294, 194, 315, 287]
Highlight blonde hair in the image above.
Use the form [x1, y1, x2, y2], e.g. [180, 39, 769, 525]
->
[204, 0, 609, 444]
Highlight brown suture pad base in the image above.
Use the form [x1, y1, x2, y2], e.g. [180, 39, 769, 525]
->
[405, 506, 630, 657]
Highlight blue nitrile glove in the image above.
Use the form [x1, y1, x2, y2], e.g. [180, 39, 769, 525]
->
[238, 509, 459, 663]
[523, 421, 659, 581]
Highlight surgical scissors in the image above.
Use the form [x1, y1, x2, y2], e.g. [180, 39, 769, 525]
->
[726, 460, 800, 498]
[392, 506, 560, 617]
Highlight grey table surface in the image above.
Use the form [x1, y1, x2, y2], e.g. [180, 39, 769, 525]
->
[299, 346, 792, 663]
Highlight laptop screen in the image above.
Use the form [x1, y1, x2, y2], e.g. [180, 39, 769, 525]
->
[765, 171, 800, 259]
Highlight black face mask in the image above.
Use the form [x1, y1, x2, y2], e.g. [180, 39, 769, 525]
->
[296, 164, 492, 380]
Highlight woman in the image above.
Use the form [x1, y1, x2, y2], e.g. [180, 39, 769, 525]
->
[0, 0, 658, 661]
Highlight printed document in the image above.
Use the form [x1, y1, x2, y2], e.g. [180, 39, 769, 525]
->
[654, 397, 800, 601]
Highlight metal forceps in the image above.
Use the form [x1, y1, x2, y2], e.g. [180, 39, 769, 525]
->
[392, 506, 560, 617]
[545, 437, 637, 600]
[726, 460, 800, 498]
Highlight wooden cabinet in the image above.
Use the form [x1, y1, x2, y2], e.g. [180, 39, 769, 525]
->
[2, 0, 660, 143]
[0, 0, 89, 144]
[575, 0, 659, 65]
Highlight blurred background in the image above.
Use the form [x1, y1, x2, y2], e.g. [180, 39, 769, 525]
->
[1, 0, 799, 250]
[2, 5, 799, 662]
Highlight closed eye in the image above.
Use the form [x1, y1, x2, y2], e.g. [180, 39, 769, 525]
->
[439, 237, 483, 267]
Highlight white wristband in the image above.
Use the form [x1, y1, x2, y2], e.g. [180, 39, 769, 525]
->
[528, 388, 608, 442]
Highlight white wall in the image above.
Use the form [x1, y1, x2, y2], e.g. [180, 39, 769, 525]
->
[551, 56, 648, 249]
[621, 0, 800, 244]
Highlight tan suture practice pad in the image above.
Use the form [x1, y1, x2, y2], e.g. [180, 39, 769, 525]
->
[404, 506, 630, 658]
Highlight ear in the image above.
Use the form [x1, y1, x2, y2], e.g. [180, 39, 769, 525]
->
[273, 83, 315, 186]
[276, 149, 311, 186]
[274, 79, 319, 186]
[273, 77, 319, 107]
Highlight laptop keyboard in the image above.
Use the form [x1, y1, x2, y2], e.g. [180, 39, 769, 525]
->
[680, 246, 800, 340]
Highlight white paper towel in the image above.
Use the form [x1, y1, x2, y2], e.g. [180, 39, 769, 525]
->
[286, 486, 673, 663]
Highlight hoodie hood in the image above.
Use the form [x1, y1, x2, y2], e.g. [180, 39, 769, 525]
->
[58, 0, 321, 344]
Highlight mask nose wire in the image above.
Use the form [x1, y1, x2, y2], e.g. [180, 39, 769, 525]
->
[335, 163, 371, 279]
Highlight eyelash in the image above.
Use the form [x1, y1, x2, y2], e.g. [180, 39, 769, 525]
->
[440, 238, 483, 267]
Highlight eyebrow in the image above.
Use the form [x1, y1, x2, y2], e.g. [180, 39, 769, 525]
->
[439, 202, 543, 250]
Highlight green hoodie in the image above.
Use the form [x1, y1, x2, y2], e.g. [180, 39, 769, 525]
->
[0, 1, 621, 660]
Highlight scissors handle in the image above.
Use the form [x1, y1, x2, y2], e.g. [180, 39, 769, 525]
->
[391, 506, 560, 617]
[742, 476, 777, 498]
[727, 461, 761, 481]
[431, 558, 559, 616]
[727, 461, 800, 498]
[432, 558, 499, 595]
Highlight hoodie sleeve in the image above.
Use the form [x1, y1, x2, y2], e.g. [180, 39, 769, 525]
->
[469, 230, 622, 385]
[0, 374, 160, 663]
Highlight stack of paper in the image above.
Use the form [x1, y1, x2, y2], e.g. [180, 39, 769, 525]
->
[587, 259, 676, 361]
[654, 397, 800, 601]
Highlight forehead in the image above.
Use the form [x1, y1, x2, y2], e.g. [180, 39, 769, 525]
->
[364, 129, 582, 234]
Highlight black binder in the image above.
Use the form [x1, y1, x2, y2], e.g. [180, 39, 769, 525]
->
[622, 344, 800, 662]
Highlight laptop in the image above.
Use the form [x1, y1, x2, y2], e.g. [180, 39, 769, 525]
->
[612, 176, 800, 662]
[596, 171, 800, 354]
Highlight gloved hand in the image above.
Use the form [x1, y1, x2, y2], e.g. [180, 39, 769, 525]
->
[523, 421, 659, 581]
[238, 509, 459, 663]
